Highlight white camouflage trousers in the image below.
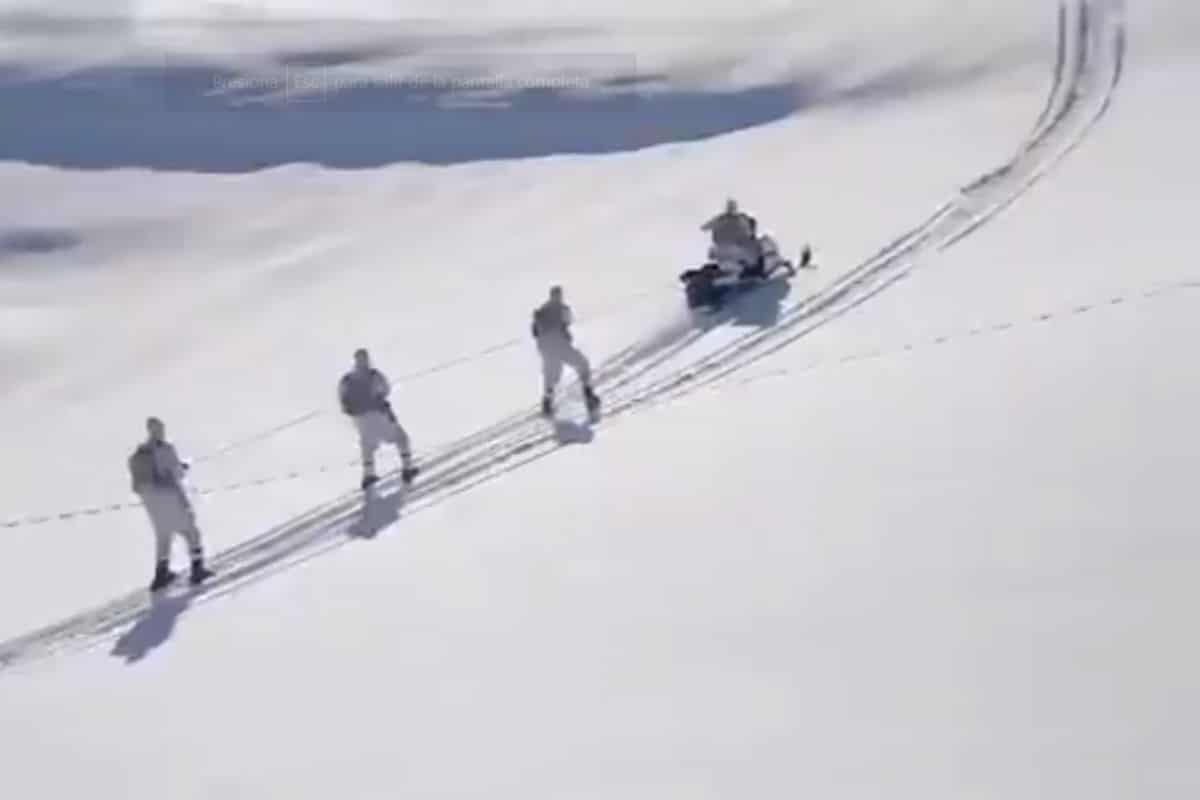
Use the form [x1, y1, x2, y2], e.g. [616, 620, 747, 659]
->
[708, 241, 759, 273]
[140, 487, 203, 563]
[538, 336, 592, 395]
[355, 409, 413, 477]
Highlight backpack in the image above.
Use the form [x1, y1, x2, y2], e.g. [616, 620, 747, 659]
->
[532, 302, 570, 339]
[129, 444, 163, 490]
[340, 368, 390, 416]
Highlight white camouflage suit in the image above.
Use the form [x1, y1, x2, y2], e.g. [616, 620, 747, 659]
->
[532, 297, 592, 395]
[129, 439, 203, 563]
[702, 210, 759, 272]
[338, 366, 413, 478]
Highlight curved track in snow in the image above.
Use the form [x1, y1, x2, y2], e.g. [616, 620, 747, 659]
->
[0, 0, 1126, 673]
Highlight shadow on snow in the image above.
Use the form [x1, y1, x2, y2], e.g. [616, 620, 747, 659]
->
[0, 63, 800, 171]
[93, 286, 790, 665]
[104, 410, 601, 665]
[0, 18, 1029, 172]
[0, 19, 1037, 666]
[0, 228, 82, 259]
[696, 276, 794, 330]
[110, 591, 192, 664]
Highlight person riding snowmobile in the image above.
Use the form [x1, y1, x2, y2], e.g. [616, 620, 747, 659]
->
[701, 198, 763, 276]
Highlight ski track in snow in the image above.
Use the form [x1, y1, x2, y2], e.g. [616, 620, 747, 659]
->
[0, 0, 1126, 673]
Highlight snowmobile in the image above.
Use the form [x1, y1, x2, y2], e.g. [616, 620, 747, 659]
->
[679, 234, 813, 311]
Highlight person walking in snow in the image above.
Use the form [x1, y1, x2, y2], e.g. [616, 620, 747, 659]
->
[128, 416, 214, 592]
[339, 347, 419, 491]
[532, 286, 600, 418]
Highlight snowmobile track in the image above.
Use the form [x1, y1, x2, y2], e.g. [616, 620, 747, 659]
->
[0, 0, 1125, 673]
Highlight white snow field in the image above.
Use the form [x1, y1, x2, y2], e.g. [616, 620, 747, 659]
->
[1, 0, 1198, 797]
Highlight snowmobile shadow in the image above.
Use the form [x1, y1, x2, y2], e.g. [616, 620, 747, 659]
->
[728, 277, 792, 328]
[693, 277, 793, 331]
[109, 591, 192, 665]
[590, 275, 791, 389]
[598, 314, 698, 377]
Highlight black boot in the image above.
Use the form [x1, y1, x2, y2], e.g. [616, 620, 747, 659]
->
[401, 465, 420, 485]
[361, 473, 379, 491]
[149, 561, 177, 592]
[584, 386, 601, 413]
[540, 394, 554, 417]
[190, 558, 214, 586]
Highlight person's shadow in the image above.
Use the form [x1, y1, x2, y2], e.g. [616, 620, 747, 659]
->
[347, 485, 407, 540]
[553, 419, 595, 445]
[110, 591, 192, 664]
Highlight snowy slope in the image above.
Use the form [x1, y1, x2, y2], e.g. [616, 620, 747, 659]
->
[2, 1, 1199, 798]
[0, 0, 1054, 631]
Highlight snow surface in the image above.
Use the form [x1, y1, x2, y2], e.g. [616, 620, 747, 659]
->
[1, 0, 1198, 797]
